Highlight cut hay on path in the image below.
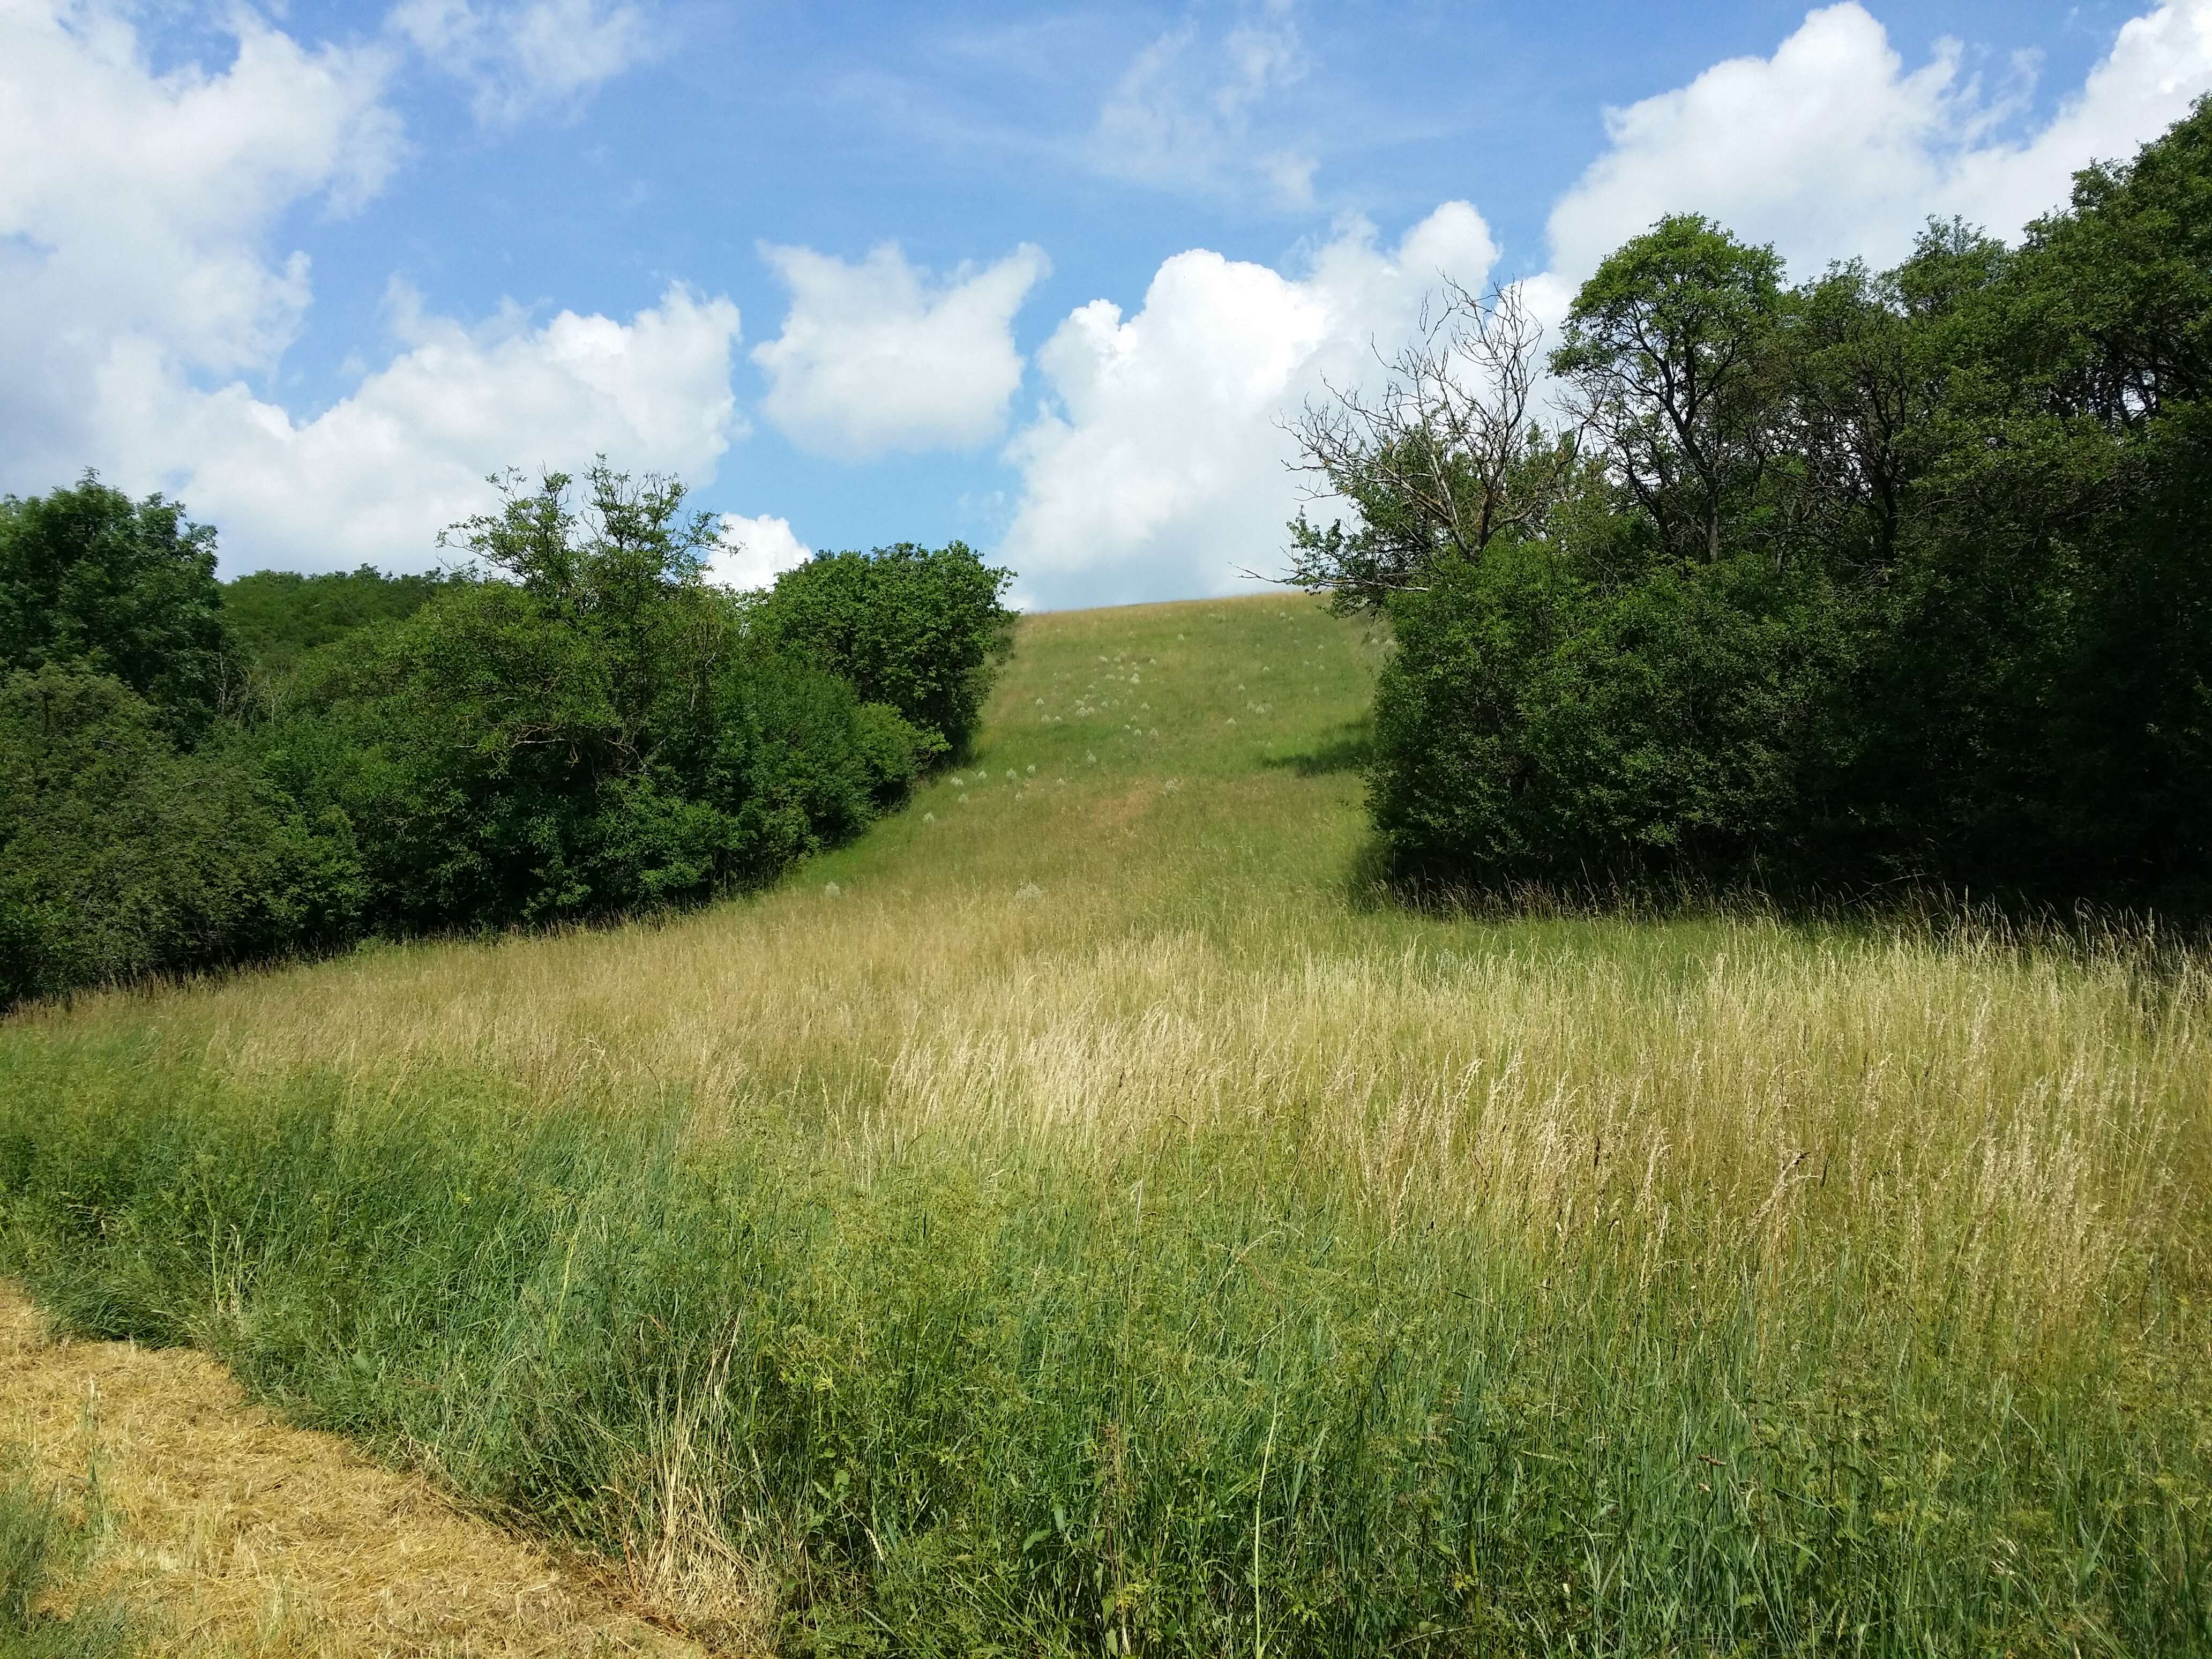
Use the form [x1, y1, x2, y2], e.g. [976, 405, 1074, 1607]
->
[0, 1281, 727, 1657]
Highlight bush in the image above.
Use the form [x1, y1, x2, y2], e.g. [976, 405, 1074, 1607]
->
[1371, 540, 1852, 883]
[261, 465, 928, 931]
[755, 541, 1015, 759]
[0, 668, 362, 1006]
[221, 565, 458, 687]
[0, 460, 973, 1005]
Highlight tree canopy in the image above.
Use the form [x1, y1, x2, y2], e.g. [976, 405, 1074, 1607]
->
[0, 473, 230, 735]
[1336, 98, 2212, 908]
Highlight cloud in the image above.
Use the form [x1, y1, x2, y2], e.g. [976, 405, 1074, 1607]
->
[0, 0, 402, 505]
[0, 0, 400, 403]
[1542, 0, 2212, 288]
[751, 241, 1049, 460]
[1002, 3, 2212, 611]
[1091, 0, 1316, 208]
[1947, 0, 2212, 242]
[706, 513, 812, 592]
[1000, 203, 1498, 607]
[391, 0, 657, 124]
[0, 3, 743, 575]
[99, 282, 744, 574]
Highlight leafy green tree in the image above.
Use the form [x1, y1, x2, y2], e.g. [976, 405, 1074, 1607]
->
[1857, 103, 2212, 898]
[1364, 218, 1841, 886]
[0, 455, 985, 1003]
[434, 460, 739, 783]
[0, 473, 232, 735]
[1552, 216, 1788, 565]
[755, 541, 1015, 758]
[1366, 103, 2212, 909]
[2025, 103, 2212, 421]
[266, 462, 928, 929]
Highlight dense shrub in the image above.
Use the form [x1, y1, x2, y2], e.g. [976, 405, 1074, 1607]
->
[266, 597, 921, 931]
[1365, 100, 2212, 907]
[1372, 539, 1854, 880]
[260, 465, 929, 932]
[0, 668, 361, 1006]
[222, 565, 458, 686]
[755, 541, 1015, 759]
[0, 462, 987, 1007]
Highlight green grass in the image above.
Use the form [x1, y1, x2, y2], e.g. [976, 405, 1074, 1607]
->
[0, 1454, 135, 1659]
[2, 593, 2208, 1655]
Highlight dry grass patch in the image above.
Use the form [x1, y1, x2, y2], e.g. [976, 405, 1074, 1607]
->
[0, 1282, 737, 1657]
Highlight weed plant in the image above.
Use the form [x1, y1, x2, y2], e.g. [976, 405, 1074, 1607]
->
[2, 596, 2208, 1655]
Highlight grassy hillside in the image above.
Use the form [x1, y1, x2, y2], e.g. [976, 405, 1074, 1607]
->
[2, 594, 2208, 1656]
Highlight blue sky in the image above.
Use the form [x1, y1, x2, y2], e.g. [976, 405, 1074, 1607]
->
[4, 0, 2207, 607]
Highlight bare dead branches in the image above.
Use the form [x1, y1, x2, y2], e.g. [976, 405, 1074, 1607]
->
[1282, 281, 1575, 612]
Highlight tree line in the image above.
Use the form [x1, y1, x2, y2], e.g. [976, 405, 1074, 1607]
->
[1295, 99, 2212, 911]
[0, 462, 1013, 1008]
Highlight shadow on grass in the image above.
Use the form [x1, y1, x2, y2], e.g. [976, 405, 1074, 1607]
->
[1340, 845, 2212, 975]
[1261, 718, 1372, 778]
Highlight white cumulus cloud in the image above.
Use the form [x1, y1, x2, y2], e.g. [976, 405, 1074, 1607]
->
[1000, 202, 1498, 607]
[707, 513, 812, 592]
[0, 0, 401, 488]
[1947, 0, 2212, 243]
[1542, 0, 2212, 289]
[1006, 2, 2212, 610]
[391, 0, 658, 124]
[102, 282, 745, 574]
[751, 241, 1050, 460]
[0, 3, 746, 575]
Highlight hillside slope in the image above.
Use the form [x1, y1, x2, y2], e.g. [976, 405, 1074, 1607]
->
[2, 594, 2208, 1657]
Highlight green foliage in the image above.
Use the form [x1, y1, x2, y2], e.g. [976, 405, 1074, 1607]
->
[221, 565, 456, 684]
[259, 462, 926, 931]
[0, 474, 230, 737]
[0, 459, 970, 1006]
[1854, 111, 2212, 900]
[0, 668, 362, 1008]
[1551, 214, 1788, 565]
[1372, 103, 2212, 906]
[756, 541, 1016, 758]
[1372, 541, 1851, 878]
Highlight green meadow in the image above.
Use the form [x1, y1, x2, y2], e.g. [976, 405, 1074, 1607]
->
[3, 593, 2207, 1655]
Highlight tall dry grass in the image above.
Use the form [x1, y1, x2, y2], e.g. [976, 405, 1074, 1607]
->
[45, 887, 2203, 1341]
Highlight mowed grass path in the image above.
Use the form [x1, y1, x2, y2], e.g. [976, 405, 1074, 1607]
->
[3, 595, 2209, 1656]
